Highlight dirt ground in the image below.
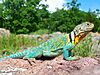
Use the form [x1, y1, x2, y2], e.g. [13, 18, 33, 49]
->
[0, 55, 100, 75]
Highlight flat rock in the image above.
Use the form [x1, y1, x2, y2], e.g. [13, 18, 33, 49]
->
[0, 56, 99, 75]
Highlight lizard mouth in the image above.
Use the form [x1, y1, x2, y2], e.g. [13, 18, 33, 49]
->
[86, 28, 93, 31]
[85, 31, 91, 33]
[79, 31, 90, 36]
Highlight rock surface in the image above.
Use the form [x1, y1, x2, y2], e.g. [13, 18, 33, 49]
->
[91, 32, 100, 56]
[0, 28, 10, 37]
[0, 55, 100, 75]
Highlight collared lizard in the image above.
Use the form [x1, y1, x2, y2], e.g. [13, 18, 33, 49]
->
[0, 22, 94, 61]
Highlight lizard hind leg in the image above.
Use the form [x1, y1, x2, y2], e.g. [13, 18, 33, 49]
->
[23, 50, 43, 65]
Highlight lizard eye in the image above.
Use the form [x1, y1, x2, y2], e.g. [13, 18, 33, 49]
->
[87, 23, 89, 25]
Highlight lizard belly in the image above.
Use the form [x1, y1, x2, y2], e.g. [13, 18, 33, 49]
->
[43, 48, 63, 57]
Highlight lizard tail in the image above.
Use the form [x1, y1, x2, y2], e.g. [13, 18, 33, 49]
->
[0, 51, 26, 61]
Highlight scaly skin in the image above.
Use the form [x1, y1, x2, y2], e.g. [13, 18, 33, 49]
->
[0, 22, 94, 61]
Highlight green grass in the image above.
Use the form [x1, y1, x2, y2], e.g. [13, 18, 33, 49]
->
[0, 34, 43, 57]
[73, 34, 94, 57]
[0, 29, 49, 57]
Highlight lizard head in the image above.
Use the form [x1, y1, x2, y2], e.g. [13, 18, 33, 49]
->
[73, 22, 94, 43]
[73, 22, 94, 35]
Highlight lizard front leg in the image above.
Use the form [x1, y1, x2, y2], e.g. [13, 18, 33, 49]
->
[63, 43, 79, 61]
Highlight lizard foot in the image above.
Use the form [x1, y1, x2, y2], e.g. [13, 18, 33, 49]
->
[23, 58, 36, 66]
[65, 56, 81, 61]
[23, 58, 43, 66]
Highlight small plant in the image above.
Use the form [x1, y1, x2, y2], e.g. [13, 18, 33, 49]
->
[73, 34, 94, 57]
